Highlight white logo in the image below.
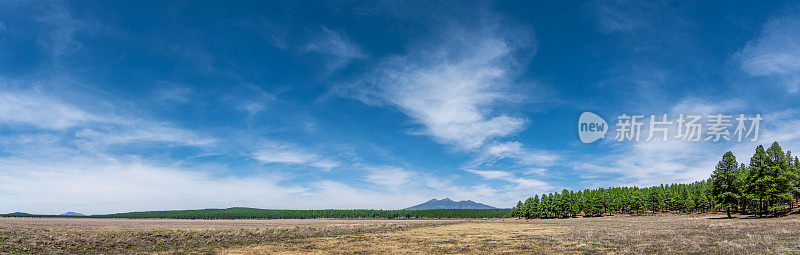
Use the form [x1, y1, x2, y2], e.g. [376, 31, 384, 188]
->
[579, 112, 607, 143]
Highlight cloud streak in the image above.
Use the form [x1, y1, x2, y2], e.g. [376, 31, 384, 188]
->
[253, 143, 341, 170]
[0, 90, 100, 130]
[736, 13, 800, 93]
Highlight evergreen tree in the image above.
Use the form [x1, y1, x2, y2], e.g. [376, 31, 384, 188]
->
[766, 142, 792, 213]
[523, 197, 534, 218]
[735, 163, 750, 214]
[512, 201, 523, 218]
[711, 151, 739, 217]
[746, 145, 769, 216]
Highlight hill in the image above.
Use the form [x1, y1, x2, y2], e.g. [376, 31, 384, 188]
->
[404, 198, 496, 210]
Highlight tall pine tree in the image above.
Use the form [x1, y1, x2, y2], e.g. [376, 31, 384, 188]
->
[766, 142, 792, 213]
[746, 145, 769, 216]
[711, 151, 739, 217]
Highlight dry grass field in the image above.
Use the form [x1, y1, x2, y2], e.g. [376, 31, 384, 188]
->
[224, 214, 800, 254]
[3, 214, 800, 254]
[0, 218, 457, 254]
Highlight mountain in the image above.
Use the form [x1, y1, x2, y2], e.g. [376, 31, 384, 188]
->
[403, 198, 496, 210]
[60, 212, 84, 216]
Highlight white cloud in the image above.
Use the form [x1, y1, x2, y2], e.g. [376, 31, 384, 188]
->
[736, 14, 800, 93]
[348, 22, 532, 150]
[477, 141, 559, 167]
[231, 84, 276, 116]
[0, 155, 313, 214]
[303, 27, 365, 71]
[466, 169, 551, 190]
[590, 0, 654, 33]
[75, 124, 215, 146]
[524, 168, 547, 176]
[573, 140, 718, 188]
[365, 166, 414, 187]
[36, 1, 82, 58]
[0, 151, 524, 213]
[253, 143, 340, 170]
[0, 90, 100, 129]
[238, 101, 267, 115]
[0, 89, 214, 147]
[156, 86, 193, 104]
[670, 98, 746, 115]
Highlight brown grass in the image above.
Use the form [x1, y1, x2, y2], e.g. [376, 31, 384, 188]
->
[0, 218, 458, 254]
[224, 221, 568, 254]
[224, 214, 800, 255]
[3, 214, 800, 254]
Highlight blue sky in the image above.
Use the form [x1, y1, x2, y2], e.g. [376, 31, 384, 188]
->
[1, 1, 800, 214]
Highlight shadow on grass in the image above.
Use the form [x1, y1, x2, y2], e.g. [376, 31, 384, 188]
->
[707, 214, 791, 220]
[706, 216, 736, 220]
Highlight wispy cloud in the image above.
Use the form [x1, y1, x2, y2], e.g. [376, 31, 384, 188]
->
[346, 21, 532, 150]
[253, 143, 340, 170]
[465, 169, 552, 194]
[75, 124, 215, 147]
[365, 166, 415, 187]
[155, 85, 193, 104]
[475, 141, 559, 167]
[670, 98, 747, 115]
[0, 88, 214, 148]
[0, 90, 100, 130]
[589, 0, 655, 33]
[0, 148, 523, 213]
[36, 1, 83, 59]
[736, 13, 800, 93]
[0, 156, 306, 214]
[232, 84, 277, 116]
[303, 26, 366, 72]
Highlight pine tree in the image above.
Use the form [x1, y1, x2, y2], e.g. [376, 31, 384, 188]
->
[794, 156, 800, 207]
[712, 151, 739, 217]
[630, 188, 646, 215]
[512, 201, 523, 218]
[766, 142, 792, 213]
[735, 163, 750, 214]
[785, 152, 800, 209]
[746, 145, 769, 216]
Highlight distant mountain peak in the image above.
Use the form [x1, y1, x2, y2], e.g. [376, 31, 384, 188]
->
[60, 212, 84, 216]
[403, 198, 495, 210]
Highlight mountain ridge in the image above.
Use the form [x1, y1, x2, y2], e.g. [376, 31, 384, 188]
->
[403, 198, 496, 210]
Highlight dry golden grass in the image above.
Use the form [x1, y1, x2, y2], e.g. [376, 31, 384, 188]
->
[224, 222, 569, 255]
[3, 214, 800, 254]
[0, 218, 457, 254]
[224, 214, 800, 255]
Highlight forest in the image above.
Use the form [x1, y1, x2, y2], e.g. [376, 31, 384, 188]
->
[0, 208, 512, 219]
[512, 142, 800, 219]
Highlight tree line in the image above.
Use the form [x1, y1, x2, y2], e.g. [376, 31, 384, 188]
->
[0, 208, 512, 219]
[94, 207, 512, 219]
[512, 142, 800, 218]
